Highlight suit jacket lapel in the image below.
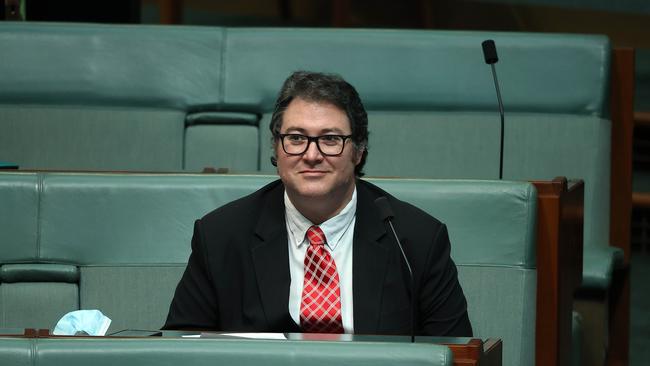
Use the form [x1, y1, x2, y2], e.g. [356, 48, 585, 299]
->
[250, 183, 298, 331]
[353, 181, 389, 334]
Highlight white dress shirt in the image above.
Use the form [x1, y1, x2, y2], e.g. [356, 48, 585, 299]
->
[285, 189, 356, 333]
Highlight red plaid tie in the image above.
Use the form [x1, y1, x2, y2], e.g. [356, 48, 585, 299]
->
[300, 225, 344, 333]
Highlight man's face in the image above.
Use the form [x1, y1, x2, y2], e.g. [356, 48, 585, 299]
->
[276, 97, 363, 206]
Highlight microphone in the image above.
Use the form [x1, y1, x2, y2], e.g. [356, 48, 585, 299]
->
[374, 196, 415, 343]
[482, 39, 505, 180]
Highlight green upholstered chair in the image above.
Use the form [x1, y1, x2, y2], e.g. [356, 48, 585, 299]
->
[40, 173, 275, 332]
[0, 23, 616, 364]
[0, 23, 619, 291]
[0, 173, 79, 329]
[221, 27, 618, 292]
[0, 172, 536, 366]
[219, 28, 614, 364]
[370, 178, 537, 366]
[0, 337, 454, 366]
[0, 22, 253, 172]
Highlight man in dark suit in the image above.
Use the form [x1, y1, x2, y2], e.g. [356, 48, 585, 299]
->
[164, 71, 472, 336]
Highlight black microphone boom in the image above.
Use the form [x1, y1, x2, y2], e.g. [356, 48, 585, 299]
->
[374, 196, 415, 343]
[482, 39, 505, 180]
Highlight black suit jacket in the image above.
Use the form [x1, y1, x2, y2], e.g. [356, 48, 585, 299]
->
[164, 179, 472, 336]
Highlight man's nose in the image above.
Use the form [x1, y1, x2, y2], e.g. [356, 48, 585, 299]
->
[302, 140, 324, 161]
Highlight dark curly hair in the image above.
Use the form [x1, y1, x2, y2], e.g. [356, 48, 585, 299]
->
[269, 71, 369, 177]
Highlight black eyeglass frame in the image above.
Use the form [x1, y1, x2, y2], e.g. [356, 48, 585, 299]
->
[276, 133, 354, 157]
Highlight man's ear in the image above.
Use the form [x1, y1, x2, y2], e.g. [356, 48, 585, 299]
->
[354, 147, 365, 165]
[270, 141, 279, 166]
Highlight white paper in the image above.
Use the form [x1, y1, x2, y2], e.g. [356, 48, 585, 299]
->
[220, 333, 287, 340]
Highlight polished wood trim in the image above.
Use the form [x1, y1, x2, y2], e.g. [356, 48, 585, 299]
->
[634, 111, 650, 126]
[607, 47, 635, 366]
[21, 328, 50, 338]
[610, 47, 634, 263]
[632, 192, 650, 207]
[331, 0, 349, 27]
[158, 0, 182, 25]
[532, 178, 584, 366]
[445, 338, 482, 366]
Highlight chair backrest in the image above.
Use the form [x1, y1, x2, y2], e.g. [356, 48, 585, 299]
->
[0, 337, 454, 366]
[371, 178, 537, 366]
[0, 172, 536, 366]
[0, 23, 225, 171]
[0, 172, 276, 331]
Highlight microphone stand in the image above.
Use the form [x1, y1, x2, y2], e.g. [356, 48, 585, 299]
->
[490, 63, 505, 180]
[482, 39, 505, 180]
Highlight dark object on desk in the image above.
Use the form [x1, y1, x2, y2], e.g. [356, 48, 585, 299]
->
[107, 329, 162, 337]
[0, 161, 18, 169]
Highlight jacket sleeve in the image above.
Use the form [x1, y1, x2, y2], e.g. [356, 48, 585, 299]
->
[162, 219, 219, 330]
[419, 224, 473, 336]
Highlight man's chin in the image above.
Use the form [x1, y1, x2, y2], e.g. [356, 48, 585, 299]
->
[293, 185, 330, 199]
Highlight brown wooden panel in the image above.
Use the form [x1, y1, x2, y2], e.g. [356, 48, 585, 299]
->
[610, 47, 635, 262]
[635, 111, 650, 126]
[632, 192, 650, 207]
[532, 178, 584, 366]
[445, 338, 482, 366]
[157, 0, 182, 24]
[608, 47, 635, 366]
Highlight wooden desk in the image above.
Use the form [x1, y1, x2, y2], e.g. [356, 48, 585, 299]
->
[7, 329, 502, 366]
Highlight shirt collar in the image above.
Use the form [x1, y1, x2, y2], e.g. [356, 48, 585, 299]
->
[284, 188, 357, 251]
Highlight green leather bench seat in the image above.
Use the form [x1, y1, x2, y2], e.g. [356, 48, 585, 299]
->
[0, 338, 31, 366]
[0, 171, 536, 366]
[0, 337, 453, 366]
[223, 28, 616, 291]
[372, 178, 537, 366]
[0, 23, 616, 293]
[40, 173, 276, 332]
[226, 27, 615, 291]
[0, 23, 252, 172]
[504, 114, 622, 289]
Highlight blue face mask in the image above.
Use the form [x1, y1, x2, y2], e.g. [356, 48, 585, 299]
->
[53, 309, 112, 336]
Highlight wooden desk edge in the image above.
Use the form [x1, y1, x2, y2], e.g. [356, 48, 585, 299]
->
[482, 339, 503, 366]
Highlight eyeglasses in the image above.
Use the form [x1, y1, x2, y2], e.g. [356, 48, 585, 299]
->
[277, 133, 353, 156]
